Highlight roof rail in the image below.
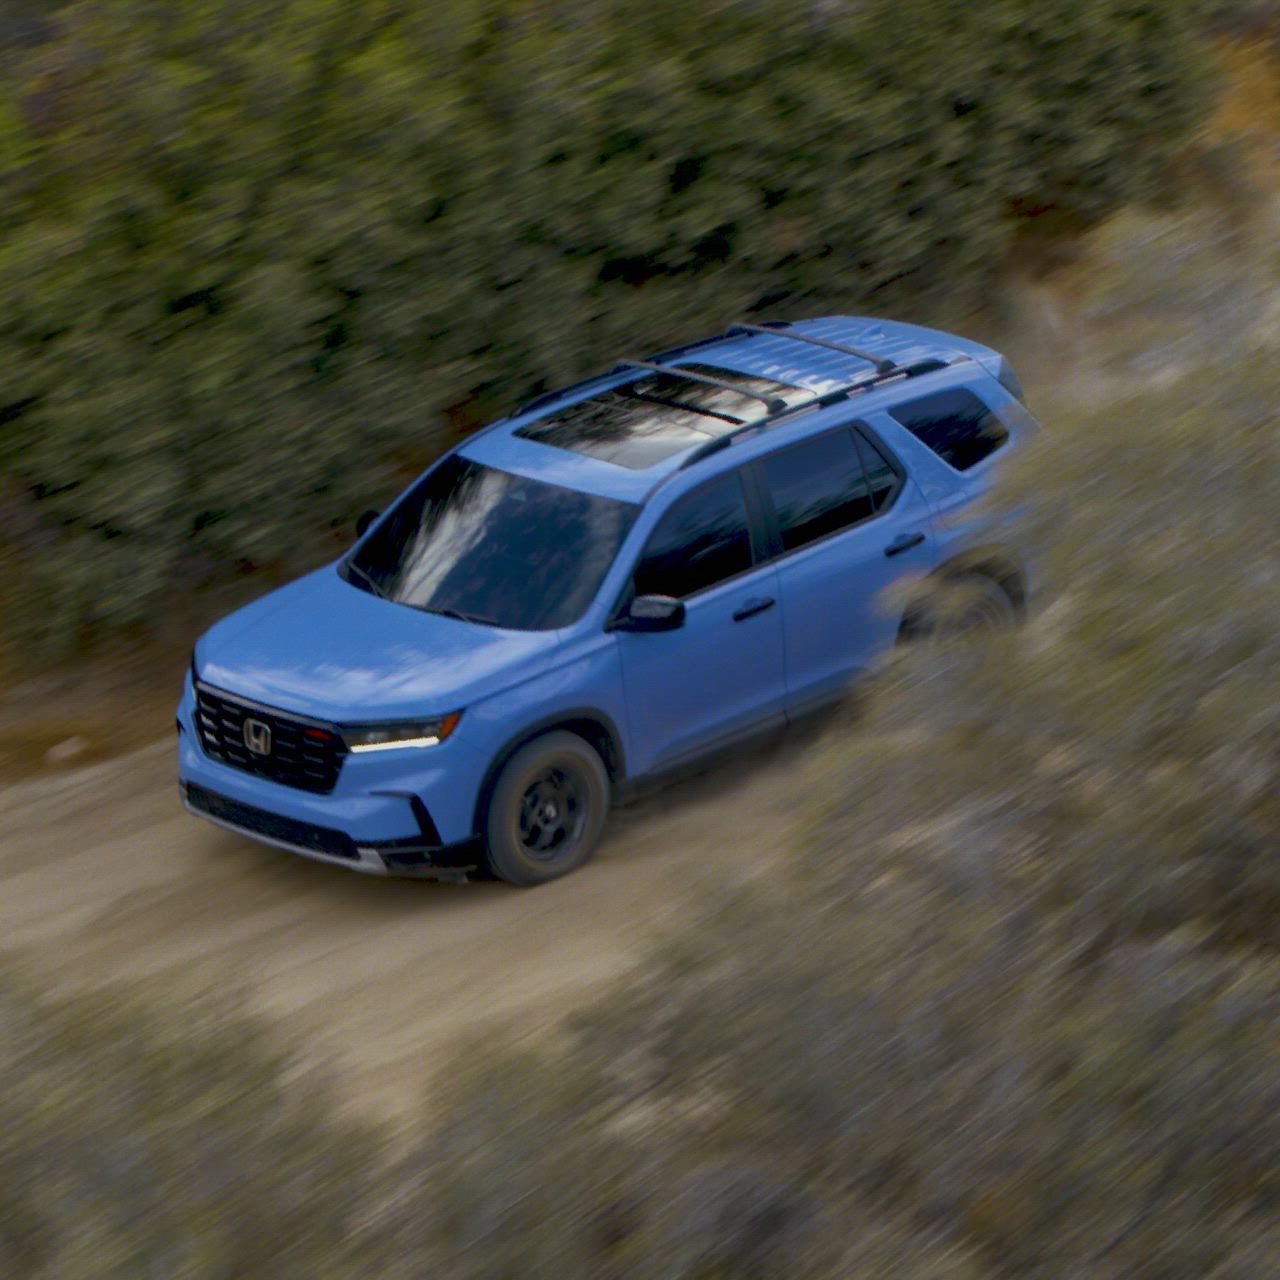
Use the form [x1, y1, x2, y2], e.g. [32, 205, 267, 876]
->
[512, 372, 615, 421]
[724, 320, 898, 375]
[676, 357, 950, 470]
[612, 359, 790, 415]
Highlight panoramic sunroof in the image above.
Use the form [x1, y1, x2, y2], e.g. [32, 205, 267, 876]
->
[514, 364, 812, 470]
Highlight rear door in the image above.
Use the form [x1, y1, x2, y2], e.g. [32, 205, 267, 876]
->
[751, 422, 940, 716]
[614, 470, 786, 776]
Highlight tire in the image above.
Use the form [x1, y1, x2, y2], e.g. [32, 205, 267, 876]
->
[910, 573, 1017, 640]
[483, 731, 609, 886]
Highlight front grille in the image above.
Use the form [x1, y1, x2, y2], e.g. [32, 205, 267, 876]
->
[184, 782, 358, 860]
[194, 683, 348, 794]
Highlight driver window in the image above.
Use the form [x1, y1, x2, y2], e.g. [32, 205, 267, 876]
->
[633, 472, 753, 599]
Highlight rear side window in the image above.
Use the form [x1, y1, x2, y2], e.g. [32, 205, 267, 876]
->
[759, 429, 879, 552]
[853, 429, 901, 512]
[634, 472, 753, 599]
[889, 388, 1009, 471]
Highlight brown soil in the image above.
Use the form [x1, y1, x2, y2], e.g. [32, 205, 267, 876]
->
[0, 726, 806, 1121]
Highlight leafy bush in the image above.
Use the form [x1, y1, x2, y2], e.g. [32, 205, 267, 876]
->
[0, 969, 986, 1279]
[0, 0, 1211, 654]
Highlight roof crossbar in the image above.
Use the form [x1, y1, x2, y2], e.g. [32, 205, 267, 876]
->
[621, 386, 746, 427]
[724, 321, 898, 375]
[613, 359, 790, 416]
[676, 357, 949, 470]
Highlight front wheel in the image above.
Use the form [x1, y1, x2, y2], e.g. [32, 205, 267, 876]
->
[483, 731, 609, 886]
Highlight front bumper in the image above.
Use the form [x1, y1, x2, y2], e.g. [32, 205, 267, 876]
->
[179, 781, 481, 879]
[176, 680, 487, 879]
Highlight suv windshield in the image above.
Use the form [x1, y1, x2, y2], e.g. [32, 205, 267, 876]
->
[345, 456, 638, 631]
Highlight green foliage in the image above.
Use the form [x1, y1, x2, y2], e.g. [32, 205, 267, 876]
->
[0, 969, 987, 1279]
[0, 0, 1211, 654]
[562, 900, 1280, 1279]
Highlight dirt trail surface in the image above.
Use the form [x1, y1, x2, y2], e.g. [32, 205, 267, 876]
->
[0, 735, 805, 1119]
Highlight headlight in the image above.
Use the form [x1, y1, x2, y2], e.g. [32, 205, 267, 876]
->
[341, 711, 462, 753]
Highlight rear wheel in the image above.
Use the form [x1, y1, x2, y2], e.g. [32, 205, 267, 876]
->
[483, 731, 609, 886]
[907, 572, 1017, 640]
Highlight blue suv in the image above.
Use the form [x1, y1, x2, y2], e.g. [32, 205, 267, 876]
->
[179, 317, 1037, 885]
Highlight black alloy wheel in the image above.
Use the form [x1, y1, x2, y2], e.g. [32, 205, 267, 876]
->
[484, 731, 609, 886]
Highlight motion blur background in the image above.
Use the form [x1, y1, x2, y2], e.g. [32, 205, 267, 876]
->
[0, 2, 1278, 1277]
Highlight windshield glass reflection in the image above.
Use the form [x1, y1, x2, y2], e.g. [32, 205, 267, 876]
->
[346, 456, 638, 631]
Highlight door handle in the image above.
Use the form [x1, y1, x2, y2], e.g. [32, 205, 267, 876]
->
[732, 597, 776, 622]
[884, 531, 925, 558]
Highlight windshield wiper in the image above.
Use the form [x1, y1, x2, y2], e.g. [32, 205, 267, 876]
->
[428, 605, 502, 628]
[344, 561, 388, 600]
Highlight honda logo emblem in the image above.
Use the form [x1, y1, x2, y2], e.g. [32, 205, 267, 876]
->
[243, 718, 272, 755]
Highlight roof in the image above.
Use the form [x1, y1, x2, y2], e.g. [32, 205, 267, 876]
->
[458, 316, 1007, 502]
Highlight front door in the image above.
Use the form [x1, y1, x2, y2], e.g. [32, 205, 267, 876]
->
[615, 470, 786, 776]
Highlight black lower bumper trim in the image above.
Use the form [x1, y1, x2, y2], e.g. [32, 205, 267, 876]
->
[182, 782, 480, 874]
[184, 782, 359, 860]
[374, 839, 482, 873]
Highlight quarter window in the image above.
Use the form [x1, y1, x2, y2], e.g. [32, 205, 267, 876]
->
[888, 388, 1009, 471]
[633, 472, 753, 599]
[759, 430, 876, 552]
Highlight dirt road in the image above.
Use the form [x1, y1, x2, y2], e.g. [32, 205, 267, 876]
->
[0, 733, 809, 1119]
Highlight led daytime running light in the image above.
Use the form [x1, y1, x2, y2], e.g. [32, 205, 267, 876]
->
[343, 711, 461, 753]
[349, 735, 441, 753]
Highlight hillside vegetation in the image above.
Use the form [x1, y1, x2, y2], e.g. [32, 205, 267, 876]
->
[0, 0, 1209, 655]
[2, 197, 1277, 1274]
[2, 8, 1277, 1277]
[393, 221, 1280, 1277]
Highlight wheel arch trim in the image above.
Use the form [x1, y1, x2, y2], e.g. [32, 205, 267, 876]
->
[470, 708, 626, 835]
[898, 544, 1027, 639]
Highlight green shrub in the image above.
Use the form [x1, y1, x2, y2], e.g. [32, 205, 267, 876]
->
[0, 0, 1212, 654]
[0, 969, 985, 1279]
[1202, 0, 1280, 37]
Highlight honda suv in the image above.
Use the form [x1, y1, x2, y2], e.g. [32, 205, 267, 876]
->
[178, 316, 1037, 885]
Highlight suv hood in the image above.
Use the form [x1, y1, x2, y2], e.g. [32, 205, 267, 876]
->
[195, 565, 566, 722]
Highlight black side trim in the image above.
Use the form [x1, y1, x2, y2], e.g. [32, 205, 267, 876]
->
[184, 783, 358, 860]
[376, 837, 482, 872]
[369, 789, 443, 846]
[615, 710, 788, 803]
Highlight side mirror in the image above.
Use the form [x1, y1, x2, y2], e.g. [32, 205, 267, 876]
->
[611, 594, 686, 633]
[355, 508, 380, 537]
